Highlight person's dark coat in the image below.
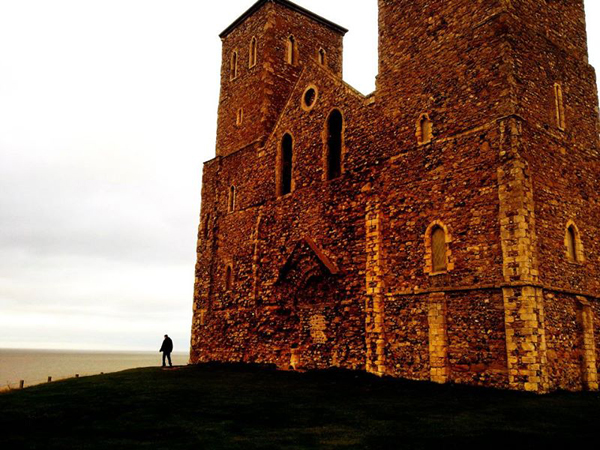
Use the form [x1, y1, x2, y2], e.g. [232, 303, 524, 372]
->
[160, 337, 173, 353]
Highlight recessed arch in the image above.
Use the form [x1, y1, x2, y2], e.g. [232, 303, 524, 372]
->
[565, 220, 584, 262]
[318, 48, 326, 66]
[230, 50, 238, 80]
[324, 109, 344, 180]
[424, 221, 453, 274]
[249, 36, 258, 68]
[286, 35, 298, 65]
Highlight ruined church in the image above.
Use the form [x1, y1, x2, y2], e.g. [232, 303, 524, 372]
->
[190, 0, 600, 393]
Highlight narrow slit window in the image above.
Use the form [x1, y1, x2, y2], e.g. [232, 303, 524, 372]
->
[326, 109, 343, 180]
[431, 226, 448, 272]
[230, 51, 238, 80]
[203, 213, 211, 239]
[249, 37, 257, 68]
[286, 36, 297, 65]
[228, 186, 236, 213]
[566, 225, 577, 261]
[417, 113, 433, 145]
[236, 108, 243, 126]
[279, 133, 293, 196]
[318, 48, 326, 66]
[225, 265, 233, 291]
[554, 83, 566, 130]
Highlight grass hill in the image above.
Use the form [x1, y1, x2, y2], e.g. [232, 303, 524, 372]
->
[0, 364, 598, 449]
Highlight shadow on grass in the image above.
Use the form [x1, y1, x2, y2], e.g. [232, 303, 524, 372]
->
[0, 363, 598, 449]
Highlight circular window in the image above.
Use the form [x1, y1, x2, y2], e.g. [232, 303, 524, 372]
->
[301, 85, 318, 111]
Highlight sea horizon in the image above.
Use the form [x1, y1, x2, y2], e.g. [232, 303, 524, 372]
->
[0, 348, 189, 391]
[0, 347, 189, 354]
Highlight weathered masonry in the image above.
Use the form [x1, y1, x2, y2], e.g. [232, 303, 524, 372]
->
[190, 0, 600, 393]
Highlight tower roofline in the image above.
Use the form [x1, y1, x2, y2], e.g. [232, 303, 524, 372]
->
[219, 0, 348, 38]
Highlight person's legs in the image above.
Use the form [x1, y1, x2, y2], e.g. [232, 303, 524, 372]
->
[167, 352, 172, 367]
[162, 352, 166, 367]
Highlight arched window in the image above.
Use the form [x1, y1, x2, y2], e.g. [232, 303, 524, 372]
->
[230, 51, 238, 80]
[417, 113, 433, 145]
[225, 265, 233, 291]
[318, 48, 326, 66]
[565, 221, 583, 262]
[325, 109, 343, 180]
[228, 186, 236, 213]
[431, 226, 448, 272]
[279, 133, 293, 196]
[566, 226, 577, 261]
[554, 83, 566, 130]
[286, 36, 297, 65]
[249, 37, 257, 68]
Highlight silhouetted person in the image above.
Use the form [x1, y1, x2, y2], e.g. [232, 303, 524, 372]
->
[160, 334, 173, 368]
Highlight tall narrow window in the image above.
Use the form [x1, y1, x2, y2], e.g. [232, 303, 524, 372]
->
[326, 109, 343, 180]
[228, 186, 236, 213]
[431, 226, 448, 272]
[279, 133, 293, 196]
[286, 36, 297, 65]
[318, 48, 326, 66]
[230, 51, 238, 80]
[417, 113, 433, 145]
[203, 213, 211, 239]
[566, 225, 577, 261]
[249, 37, 257, 68]
[236, 108, 243, 126]
[225, 265, 233, 291]
[554, 83, 566, 130]
[564, 221, 584, 263]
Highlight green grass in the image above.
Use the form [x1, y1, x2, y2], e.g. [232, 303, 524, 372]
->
[0, 364, 598, 449]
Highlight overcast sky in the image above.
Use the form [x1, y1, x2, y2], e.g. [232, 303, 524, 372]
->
[0, 0, 598, 352]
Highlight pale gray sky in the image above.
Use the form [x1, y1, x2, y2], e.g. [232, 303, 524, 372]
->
[0, 0, 598, 351]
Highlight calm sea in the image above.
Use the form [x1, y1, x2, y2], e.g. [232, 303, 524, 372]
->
[0, 349, 189, 390]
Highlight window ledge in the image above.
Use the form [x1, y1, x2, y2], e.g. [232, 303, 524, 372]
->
[429, 270, 449, 277]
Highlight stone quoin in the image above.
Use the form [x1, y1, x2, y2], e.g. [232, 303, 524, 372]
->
[190, 0, 600, 393]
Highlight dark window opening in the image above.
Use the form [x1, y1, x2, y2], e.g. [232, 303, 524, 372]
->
[318, 48, 326, 65]
[225, 265, 233, 291]
[228, 186, 236, 213]
[280, 133, 293, 196]
[249, 37, 257, 67]
[287, 36, 297, 65]
[567, 225, 577, 261]
[326, 109, 343, 180]
[303, 88, 316, 109]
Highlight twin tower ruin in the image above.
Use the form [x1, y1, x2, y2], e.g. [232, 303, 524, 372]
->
[190, 0, 600, 393]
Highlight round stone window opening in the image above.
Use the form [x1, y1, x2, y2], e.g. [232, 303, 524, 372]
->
[302, 85, 318, 111]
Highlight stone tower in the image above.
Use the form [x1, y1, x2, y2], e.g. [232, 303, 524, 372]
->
[191, 0, 600, 393]
[216, 0, 346, 157]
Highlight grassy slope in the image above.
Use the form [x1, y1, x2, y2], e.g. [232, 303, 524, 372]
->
[0, 364, 598, 449]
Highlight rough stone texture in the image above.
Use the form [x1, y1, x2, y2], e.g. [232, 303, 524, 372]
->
[190, 0, 600, 393]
